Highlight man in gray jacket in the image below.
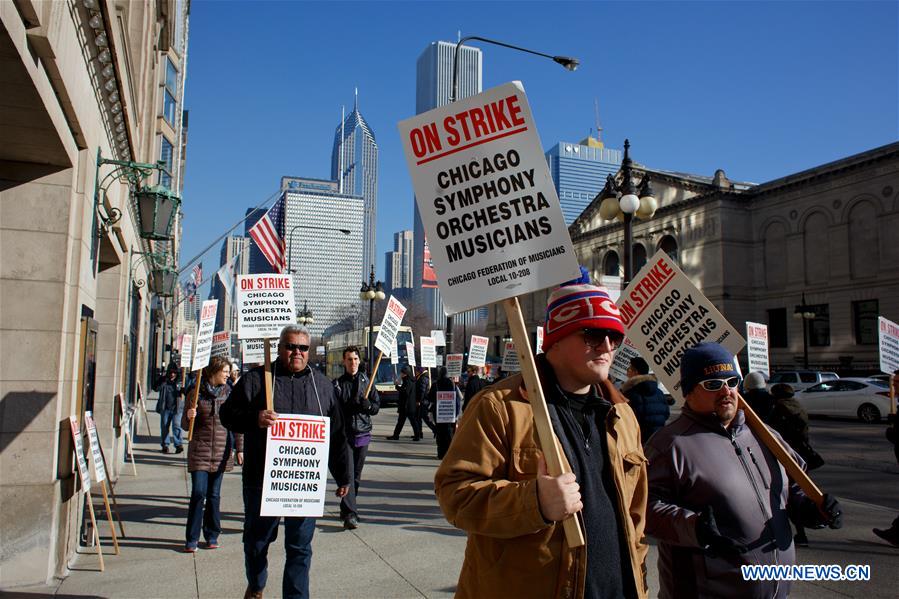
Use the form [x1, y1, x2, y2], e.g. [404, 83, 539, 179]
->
[644, 343, 842, 598]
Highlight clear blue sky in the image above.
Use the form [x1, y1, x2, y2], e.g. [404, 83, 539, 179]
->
[181, 0, 897, 283]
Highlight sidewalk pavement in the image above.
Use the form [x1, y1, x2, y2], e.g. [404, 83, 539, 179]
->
[4, 401, 895, 598]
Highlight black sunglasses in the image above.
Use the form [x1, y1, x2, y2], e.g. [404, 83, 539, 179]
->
[582, 328, 624, 350]
[698, 376, 741, 391]
[283, 343, 310, 353]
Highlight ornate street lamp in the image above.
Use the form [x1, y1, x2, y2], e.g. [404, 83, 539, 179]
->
[297, 300, 314, 326]
[793, 293, 816, 369]
[359, 265, 386, 377]
[597, 140, 657, 286]
[135, 185, 180, 240]
[149, 266, 178, 297]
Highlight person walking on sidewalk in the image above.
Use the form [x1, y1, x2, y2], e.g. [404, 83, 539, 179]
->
[620, 357, 669, 443]
[333, 346, 380, 530]
[154, 367, 184, 454]
[417, 367, 437, 438]
[428, 366, 462, 459]
[220, 324, 351, 599]
[462, 365, 486, 412]
[387, 366, 421, 441]
[181, 356, 243, 552]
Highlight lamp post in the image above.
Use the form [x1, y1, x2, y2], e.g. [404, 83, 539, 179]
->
[596, 140, 657, 287]
[793, 293, 815, 369]
[359, 265, 386, 376]
[297, 300, 314, 326]
[448, 35, 579, 352]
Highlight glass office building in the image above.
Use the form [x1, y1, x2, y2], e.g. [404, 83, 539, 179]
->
[545, 138, 622, 225]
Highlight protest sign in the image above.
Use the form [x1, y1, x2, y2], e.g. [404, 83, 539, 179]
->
[406, 342, 417, 367]
[430, 330, 446, 346]
[374, 296, 407, 356]
[390, 338, 399, 365]
[84, 412, 107, 483]
[501, 341, 520, 372]
[316, 345, 325, 357]
[468, 335, 489, 367]
[70, 418, 91, 491]
[446, 354, 464, 379]
[616, 250, 745, 402]
[260, 415, 330, 517]
[879, 316, 899, 375]
[436, 390, 457, 423]
[236, 274, 296, 339]
[609, 337, 642, 383]
[398, 81, 579, 314]
[746, 322, 770, 378]
[242, 338, 267, 364]
[211, 331, 231, 358]
[179, 334, 193, 368]
[420, 336, 437, 368]
[191, 300, 218, 371]
[535, 326, 544, 354]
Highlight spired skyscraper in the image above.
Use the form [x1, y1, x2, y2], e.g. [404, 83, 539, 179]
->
[332, 90, 378, 273]
[414, 40, 483, 328]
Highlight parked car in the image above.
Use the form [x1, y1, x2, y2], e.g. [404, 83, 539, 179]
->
[768, 370, 839, 392]
[796, 377, 892, 423]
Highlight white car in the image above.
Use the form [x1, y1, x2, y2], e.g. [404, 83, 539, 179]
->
[769, 370, 839, 392]
[796, 377, 892, 423]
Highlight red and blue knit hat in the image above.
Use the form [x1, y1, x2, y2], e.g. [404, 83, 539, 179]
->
[543, 267, 624, 351]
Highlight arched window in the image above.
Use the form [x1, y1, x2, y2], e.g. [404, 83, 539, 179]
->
[848, 201, 878, 279]
[658, 235, 678, 263]
[632, 243, 647, 274]
[603, 251, 620, 277]
[763, 222, 787, 289]
[803, 212, 829, 284]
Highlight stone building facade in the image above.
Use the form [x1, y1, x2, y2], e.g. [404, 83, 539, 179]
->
[1, 0, 189, 586]
[485, 142, 899, 374]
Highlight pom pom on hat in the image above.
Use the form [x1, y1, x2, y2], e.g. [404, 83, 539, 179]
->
[543, 266, 624, 352]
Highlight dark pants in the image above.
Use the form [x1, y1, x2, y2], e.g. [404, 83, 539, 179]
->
[160, 408, 183, 448]
[435, 423, 456, 459]
[419, 403, 436, 435]
[185, 470, 224, 547]
[393, 404, 422, 439]
[340, 442, 369, 519]
[242, 486, 316, 599]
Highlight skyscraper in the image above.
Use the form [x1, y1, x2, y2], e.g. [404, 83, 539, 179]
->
[332, 91, 378, 273]
[280, 176, 364, 338]
[245, 207, 274, 275]
[385, 229, 413, 300]
[545, 136, 622, 224]
[414, 41, 482, 327]
[212, 235, 250, 332]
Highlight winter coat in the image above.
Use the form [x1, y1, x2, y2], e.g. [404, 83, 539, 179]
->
[435, 365, 649, 599]
[219, 362, 351, 489]
[621, 374, 669, 441]
[768, 397, 809, 449]
[743, 389, 775, 423]
[333, 371, 380, 436]
[462, 375, 487, 411]
[416, 371, 431, 408]
[395, 375, 416, 414]
[154, 374, 182, 413]
[181, 382, 242, 473]
[644, 406, 807, 599]
[428, 376, 462, 422]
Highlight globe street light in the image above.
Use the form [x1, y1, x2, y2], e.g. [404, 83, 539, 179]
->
[793, 292, 816, 369]
[360, 265, 386, 376]
[447, 34, 579, 352]
[297, 300, 314, 326]
[596, 139, 657, 286]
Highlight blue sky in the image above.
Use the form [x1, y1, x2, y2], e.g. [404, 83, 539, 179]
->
[181, 0, 897, 281]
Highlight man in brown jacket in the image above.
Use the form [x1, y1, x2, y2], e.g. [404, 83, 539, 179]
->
[435, 277, 648, 599]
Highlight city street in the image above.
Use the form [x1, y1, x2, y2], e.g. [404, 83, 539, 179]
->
[6, 402, 896, 599]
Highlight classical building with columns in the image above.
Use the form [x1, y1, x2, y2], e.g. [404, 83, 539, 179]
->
[485, 142, 899, 374]
[1, 0, 189, 586]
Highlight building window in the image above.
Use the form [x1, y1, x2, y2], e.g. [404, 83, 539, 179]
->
[658, 235, 678, 264]
[767, 308, 788, 348]
[603, 251, 620, 277]
[852, 299, 878, 345]
[165, 57, 179, 95]
[159, 136, 174, 188]
[632, 243, 647, 273]
[163, 90, 177, 124]
[807, 304, 830, 347]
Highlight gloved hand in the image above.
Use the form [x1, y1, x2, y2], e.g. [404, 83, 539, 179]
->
[798, 493, 843, 529]
[695, 507, 748, 558]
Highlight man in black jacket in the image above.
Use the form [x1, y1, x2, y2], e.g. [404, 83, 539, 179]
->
[462, 365, 486, 412]
[387, 366, 421, 440]
[220, 325, 350, 599]
[153, 368, 183, 454]
[333, 346, 379, 530]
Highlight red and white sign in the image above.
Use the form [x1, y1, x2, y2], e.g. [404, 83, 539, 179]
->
[69, 418, 91, 491]
[260, 415, 330, 517]
[211, 331, 231, 358]
[879, 316, 899, 375]
[420, 336, 437, 368]
[446, 354, 464, 379]
[374, 296, 407, 356]
[84, 412, 107, 483]
[502, 341, 520, 372]
[746, 322, 770, 378]
[436, 390, 457, 423]
[398, 82, 579, 314]
[406, 342, 417, 367]
[236, 275, 296, 339]
[468, 335, 489, 367]
[192, 300, 218, 371]
[179, 334, 193, 368]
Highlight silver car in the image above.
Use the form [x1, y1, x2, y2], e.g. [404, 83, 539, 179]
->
[796, 377, 892, 423]
[769, 370, 839, 392]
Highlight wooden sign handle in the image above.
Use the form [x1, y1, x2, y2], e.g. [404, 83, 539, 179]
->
[503, 297, 586, 548]
[737, 392, 824, 506]
[264, 338, 274, 411]
[85, 490, 104, 571]
[187, 370, 203, 441]
[363, 352, 384, 399]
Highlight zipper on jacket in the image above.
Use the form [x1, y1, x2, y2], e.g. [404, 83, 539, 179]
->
[731, 430, 771, 520]
[746, 446, 770, 490]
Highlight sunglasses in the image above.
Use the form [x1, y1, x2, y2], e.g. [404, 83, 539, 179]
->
[581, 328, 624, 350]
[698, 376, 741, 391]
[283, 343, 310, 353]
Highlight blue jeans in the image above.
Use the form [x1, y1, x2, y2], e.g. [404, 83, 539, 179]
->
[185, 470, 224, 548]
[160, 408, 183, 448]
[243, 486, 316, 598]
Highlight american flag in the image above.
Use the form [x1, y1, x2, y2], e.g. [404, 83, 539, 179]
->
[248, 197, 286, 273]
[216, 252, 240, 300]
[191, 264, 203, 286]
